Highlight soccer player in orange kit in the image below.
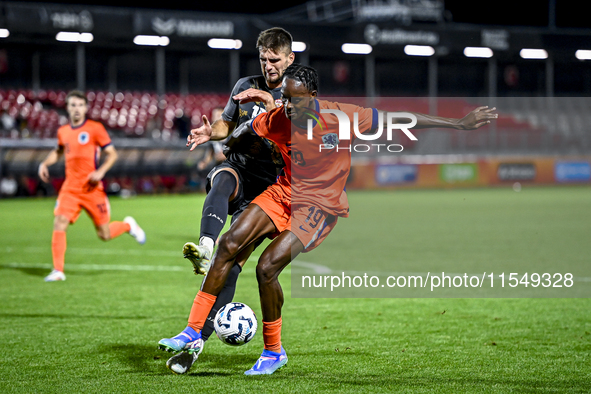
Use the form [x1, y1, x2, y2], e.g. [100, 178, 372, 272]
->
[159, 64, 497, 374]
[38, 90, 145, 282]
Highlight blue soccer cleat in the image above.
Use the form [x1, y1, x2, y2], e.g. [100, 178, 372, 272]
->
[158, 327, 203, 354]
[244, 347, 288, 375]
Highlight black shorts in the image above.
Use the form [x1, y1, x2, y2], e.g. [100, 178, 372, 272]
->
[206, 152, 277, 250]
[206, 152, 277, 219]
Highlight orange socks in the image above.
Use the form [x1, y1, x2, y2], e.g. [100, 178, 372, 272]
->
[51, 230, 66, 272]
[263, 317, 282, 353]
[187, 292, 283, 352]
[188, 291, 217, 331]
[50, 222, 130, 274]
[108, 221, 131, 239]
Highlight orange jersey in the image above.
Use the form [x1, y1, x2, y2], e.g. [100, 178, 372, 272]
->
[251, 99, 377, 218]
[57, 119, 112, 193]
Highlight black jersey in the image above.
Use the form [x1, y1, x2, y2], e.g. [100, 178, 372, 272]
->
[221, 75, 283, 166]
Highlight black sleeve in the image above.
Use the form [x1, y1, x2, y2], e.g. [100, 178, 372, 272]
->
[224, 120, 256, 151]
[221, 77, 250, 124]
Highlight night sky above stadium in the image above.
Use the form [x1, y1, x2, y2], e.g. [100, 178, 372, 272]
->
[10, 0, 589, 28]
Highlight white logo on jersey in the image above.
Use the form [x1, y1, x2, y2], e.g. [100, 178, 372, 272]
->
[78, 131, 90, 145]
[251, 105, 266, 118]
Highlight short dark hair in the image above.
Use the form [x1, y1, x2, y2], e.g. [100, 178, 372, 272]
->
[283, 63, 319, 94]
[65, 90, 87, 105]
[256, 27, 293, 54]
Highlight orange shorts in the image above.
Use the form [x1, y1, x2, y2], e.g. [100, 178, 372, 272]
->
[54, 189, 111, 226]
[251, 181, 337, 252]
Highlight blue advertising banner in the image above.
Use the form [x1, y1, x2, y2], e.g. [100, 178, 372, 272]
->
[554, 162, 591, 182]
[375, 164, 417, 185]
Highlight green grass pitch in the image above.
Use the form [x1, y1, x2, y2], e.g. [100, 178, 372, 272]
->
[1, 187, 590, 393]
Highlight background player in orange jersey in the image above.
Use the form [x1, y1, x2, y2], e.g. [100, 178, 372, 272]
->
[158, 64, 497, 374]
[38, 90, 145, 282]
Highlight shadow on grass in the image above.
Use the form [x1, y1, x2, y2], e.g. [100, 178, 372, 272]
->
[101, 344, 251, 377]
[1, 266, 48, 278]
[186, 353, 258, 376]
[103, 343, 167, 375]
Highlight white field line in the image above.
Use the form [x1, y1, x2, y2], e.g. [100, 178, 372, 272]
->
[4, 246, 590, 281]
[1, 246, 333, 274]
[3, 262, 590, 283]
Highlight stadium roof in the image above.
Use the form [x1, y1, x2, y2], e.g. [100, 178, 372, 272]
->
[8, 0, 589, 28]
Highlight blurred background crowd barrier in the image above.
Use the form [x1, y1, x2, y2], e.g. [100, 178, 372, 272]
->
[1, 0, 590, 197]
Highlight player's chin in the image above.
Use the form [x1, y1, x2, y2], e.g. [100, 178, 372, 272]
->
[266, 73, 280, 83]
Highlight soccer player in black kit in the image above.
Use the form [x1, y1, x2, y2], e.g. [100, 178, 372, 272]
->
[160, 27, 295, 374]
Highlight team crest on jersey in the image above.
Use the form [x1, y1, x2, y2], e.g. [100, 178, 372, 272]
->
[275, 99, 283, 108]
[322, 133, 339, 149]
[78, 131, 90, 145]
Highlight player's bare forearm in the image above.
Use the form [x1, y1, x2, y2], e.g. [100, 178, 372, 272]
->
[232, 88, 275, 111]
[387, 106, 498, 130]
[41, 148, 62, 167]
[101, 147, 118, 172]
[210, 119, 235, 140]
[92, 146, 118, 182]
[38, 148, 63, 182]
[410, 112, 461, 129]
[417, 106, 497, 130]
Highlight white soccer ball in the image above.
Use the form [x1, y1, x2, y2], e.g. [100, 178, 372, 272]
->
[214, 302, 258, 346]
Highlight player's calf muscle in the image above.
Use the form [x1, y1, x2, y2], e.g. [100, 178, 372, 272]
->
[202, 262, 235, 295]
[256, 252, 287, 285]
[256, 233, 301, 285]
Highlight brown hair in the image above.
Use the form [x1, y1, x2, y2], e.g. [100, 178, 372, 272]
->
[65, 90, 87, 105]
[256, 27, 293, 54]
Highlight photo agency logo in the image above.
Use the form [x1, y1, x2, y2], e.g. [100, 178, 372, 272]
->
[305, 109, 418, 153]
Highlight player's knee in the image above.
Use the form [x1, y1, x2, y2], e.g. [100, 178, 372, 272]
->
[53, 215, 69, 231]
[255, 257, 277, 286]
[217, 232, 241, 259]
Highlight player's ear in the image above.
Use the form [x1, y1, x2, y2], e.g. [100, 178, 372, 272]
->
[310, 90, 318, 98]
[288, 51, 295, 65]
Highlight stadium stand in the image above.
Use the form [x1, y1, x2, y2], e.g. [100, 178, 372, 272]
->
[0, 88, 227, 139]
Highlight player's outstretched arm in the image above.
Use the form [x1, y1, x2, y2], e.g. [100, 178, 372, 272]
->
[38, 147, 63, 183]
[187, 115, 236, 151]
[232, 88, 276, 111]
[389, 106, 498, 130]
